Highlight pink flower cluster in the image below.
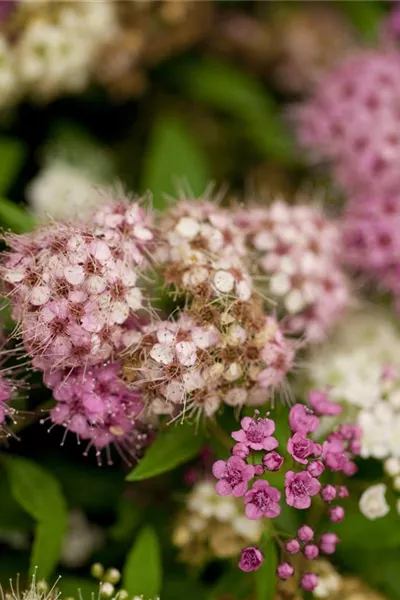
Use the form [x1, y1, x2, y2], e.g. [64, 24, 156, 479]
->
[296, 50, 400, 197]
[0, 197, 154, 371]
[212, 401, 361, 591]
[124, 312, 294, 419]
[159, 200, 252, 303]
[342, 193, 400, 309]
[235, 201, 350, 342]
[44, 362, 148, 463]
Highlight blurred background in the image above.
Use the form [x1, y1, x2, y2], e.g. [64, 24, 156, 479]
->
[0, 1, 397, 599]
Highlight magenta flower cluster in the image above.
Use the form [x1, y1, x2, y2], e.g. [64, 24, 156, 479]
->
[212, 398, 361, 591]
[44, 362, 147, 463]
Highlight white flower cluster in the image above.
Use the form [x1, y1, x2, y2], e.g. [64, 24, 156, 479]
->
[309, 308, 400, 409]
[27, 161, 108, 221]
[172, 479, 262, 559]
[308, 307, 400, 507]
[0, 1, 117, 108]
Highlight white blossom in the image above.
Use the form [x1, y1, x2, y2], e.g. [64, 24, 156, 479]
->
[359, 484, 390, 520]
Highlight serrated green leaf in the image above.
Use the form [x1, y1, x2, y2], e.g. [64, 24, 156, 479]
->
[141, 114, 210, 210]
[0, 138, 25, 194]
[0, 197, 35, 232]
[126, 422, 205, 481]
[122, 526, 162, 597]
[255, 534, 277, 600]
[5, 457, 68, 580]
[172, 59, 296, 164]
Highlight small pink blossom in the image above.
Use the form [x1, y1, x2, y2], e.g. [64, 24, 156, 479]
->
[285, 471, 321, 509]
[289, 404, 319, 434]
[238, 547, 263, 572]
[212, 456, 255, 497]
[321, 484, 337, 503]
[263, 451, 284, 472]
[287, 432, 316, 464]
[304, 544, 319, 560]
[277, 562, 294, 580]
[307, 460, 325, 477]
[320, 532, 340, 555]
[232, 443, 250, 459]
[297, 525, 314, 542]
[322, 438, 348, 472]
[329, 506, 345, 523]
[232, 416, 278, 451]
[244, 479, 281, 519]
[301, 573, 318, 592]
[337, 485, 349, 498]
[308, 389, 342, 416]
[285, 539, 300, 555]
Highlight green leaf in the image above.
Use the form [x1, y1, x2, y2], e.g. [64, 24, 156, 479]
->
[126, 422, 206, 481]
[122, 526, 162, 597]
[141, 114, 211, 210]
[255, 534, 277, 600]
[334, 497, 400, 548]
[0, 197, 35, 232]
[0, 138, 25, 194]
[172, 59, 296, 164]
[5, 457, 68, 580]
[338, 1, 386, 41]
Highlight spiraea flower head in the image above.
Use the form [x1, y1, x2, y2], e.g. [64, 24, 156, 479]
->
[159, 197, 252, 305]
[123, 305, 295, 420]
[43, 362, 149, 463]
[1, 194, 155, 371]
[295, 50, 400, 196]
[235, 200, 350, 342]
[342, 192, 400, 308]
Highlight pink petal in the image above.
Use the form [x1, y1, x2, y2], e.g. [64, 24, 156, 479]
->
[216, 480, 232, 496]
[232, 430, 247, 443]
[212, 460, 227, 479]
[240, 416, 253, 431]
[263, 436, 279, 451]
[245, 503, 262, 520]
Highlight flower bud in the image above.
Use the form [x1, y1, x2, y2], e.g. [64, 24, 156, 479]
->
[301, 573, 318, 592]
[304, 544, 319, 560]
[329, 506, 345, 523]
[321, 484, 336, 503]
[277, 562, 294, 580]
[285, 539, 300, 554]
[297, 525, 314, 542]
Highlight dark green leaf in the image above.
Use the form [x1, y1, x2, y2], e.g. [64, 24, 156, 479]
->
[0, 138, 25, 194]
[126, 422, 206, 481]
[0, 197, 35, 232]
[338, 1, 386, 41]
[5, 457, 68, 580]
[255, 534, 277, 600]
[172, 59, 296, 164]
[141, 113, 211, 210]
[122, 526, 162, 597]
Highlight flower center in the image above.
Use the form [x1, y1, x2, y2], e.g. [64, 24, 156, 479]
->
[254, 490, 272, 511]
[292, 480, 307, 497]
[226, 467, 242, 486]
[246, 423, 265, 443]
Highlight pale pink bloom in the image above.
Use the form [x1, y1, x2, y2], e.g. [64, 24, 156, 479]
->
[238, 547, 263, 572]
[287, 432, 317, 464]
[232, 416, 278, 451]
[289, 404, 319, 434]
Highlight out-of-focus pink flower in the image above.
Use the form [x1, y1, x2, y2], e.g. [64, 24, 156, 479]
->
[308, 389, 343, 416]
[289, 404, 319, 434]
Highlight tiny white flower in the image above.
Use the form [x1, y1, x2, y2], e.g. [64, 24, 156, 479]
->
[213, 270, 235, 294]
[285, 289, 307, 314]
[384, 457, 400, 477]
[175, 341, 197, 367]
[359, 484, 390, 520]
[269, 272, 291, 296]
[175, 217, 200, 239]
[150, 343, 174, 365]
